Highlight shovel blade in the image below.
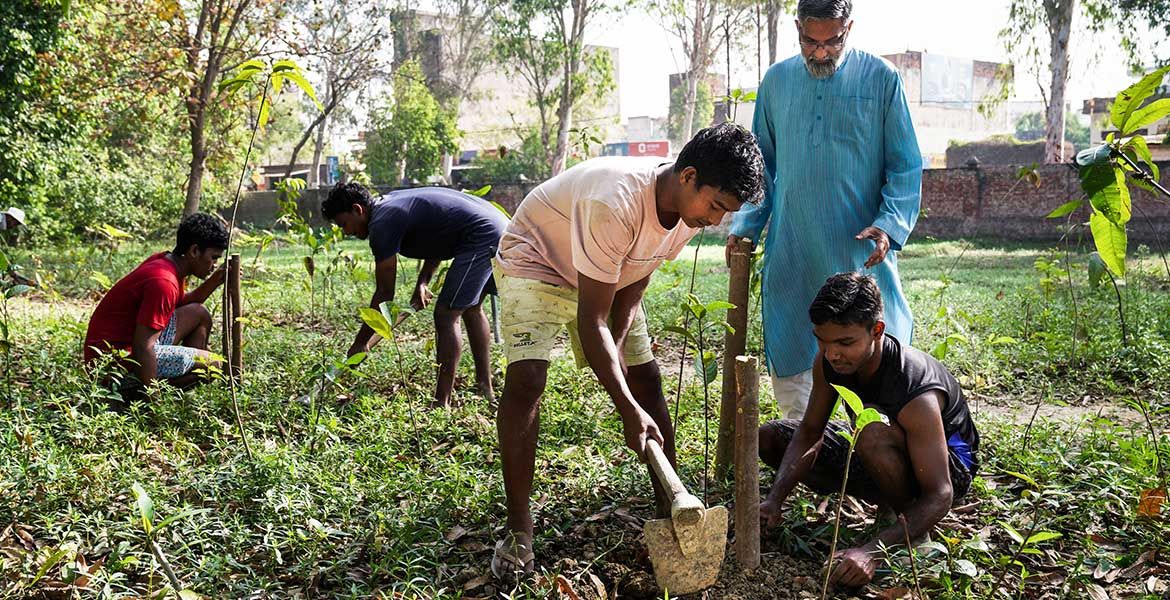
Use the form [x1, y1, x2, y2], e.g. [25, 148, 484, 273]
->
[643, 505, 728, 595]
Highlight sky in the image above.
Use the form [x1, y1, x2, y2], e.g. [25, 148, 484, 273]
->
[589, 0, 1153, 120]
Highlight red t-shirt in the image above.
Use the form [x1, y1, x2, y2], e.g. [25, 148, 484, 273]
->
[83, 253, 186, 362]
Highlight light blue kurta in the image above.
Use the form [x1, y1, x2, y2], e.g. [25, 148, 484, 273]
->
[730, 48, 923, 377]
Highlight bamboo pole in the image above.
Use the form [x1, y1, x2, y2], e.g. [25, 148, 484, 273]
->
[734, 355, 760, 569]
[229, 254, 242, 378]
[716, 237, 754, 479]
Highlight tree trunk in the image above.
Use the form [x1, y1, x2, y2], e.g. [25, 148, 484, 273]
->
[766, 0, 781, 66]
[1044, 0, 1075, 163]
[185, 117, 207, 216]
[309, 116, 327, 188]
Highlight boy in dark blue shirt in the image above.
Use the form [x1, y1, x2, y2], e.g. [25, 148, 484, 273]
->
[323, 183, 508, 406]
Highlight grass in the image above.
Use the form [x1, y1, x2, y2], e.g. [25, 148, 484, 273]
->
[1, 234, 1167, 598]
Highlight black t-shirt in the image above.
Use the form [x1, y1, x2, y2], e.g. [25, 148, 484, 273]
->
[368, 187, 508, 262]
[824, 335, 980, 471]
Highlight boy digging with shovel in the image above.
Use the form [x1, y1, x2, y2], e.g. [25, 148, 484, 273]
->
[490, 123, 765, 580]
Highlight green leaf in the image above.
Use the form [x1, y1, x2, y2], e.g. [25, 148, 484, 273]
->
[989, 335, 1017, 346]
[466, 184, 492, 197]
[663, 325, 696, 345]
[1124, 135, 1156, 170]
[1002, 470, 1038, 488]
[704, 300, 736, 312]
[999, 521, 1025, 545]
[1025, 531, 1062, 545]
[302, 255, 315, 278]
[1111, 65, 1170, 131]
[154, 507, 211, 533]
[831, 384, 864, 417]
[282, 70, 324, 112]
[29, 545, 71, 587]
[954, 558, 978, 577]
[854, 407, 888, 432]
[694, 349, 717, 386]
[836, 430, 854, 446]
[1080, 162, 1129, 225]
[1046, 198, 1083, 219]
[0, 251, 8, 271]
[1089, 210, 1127, 278]
[1088, 253, 1107, 290]
[345, 352, 367, 366]
[131, 483, 155, 534]
[489, 201, 511, 218]
[257, 97, 271, 130]
[5, 284, 31, 298]
[359, 307, 395, 340]
[1123, 98, 1170, 136]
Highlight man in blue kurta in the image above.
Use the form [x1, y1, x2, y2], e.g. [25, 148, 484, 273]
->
[728, 0, 922, 419]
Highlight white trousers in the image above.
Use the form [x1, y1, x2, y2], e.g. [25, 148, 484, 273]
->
[770, 369, 813, 420]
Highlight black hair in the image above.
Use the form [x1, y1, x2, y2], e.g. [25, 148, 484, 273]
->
[809, 272, 883, 328]
[797, 0, 852, 21]
[173, 212, 229, 255]
[321, 182, 373, 220]
[673, 122, 766, 205]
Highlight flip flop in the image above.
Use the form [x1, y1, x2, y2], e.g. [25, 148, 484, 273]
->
[490, 531, 535, 582]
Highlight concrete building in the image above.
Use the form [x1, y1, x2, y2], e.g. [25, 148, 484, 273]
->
[393, 9, 622, 155]
[1083, 86, 1170, 161]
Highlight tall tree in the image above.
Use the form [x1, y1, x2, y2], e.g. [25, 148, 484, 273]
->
[654, 0, 750, 144]
[1000, 0, 1167, 163]
[170, 0, 282, 215]
[493, 0, 615, 175]
[364, 61, 460, 184]
[431, 0, 504, 114]
[282, 0, 389, 187]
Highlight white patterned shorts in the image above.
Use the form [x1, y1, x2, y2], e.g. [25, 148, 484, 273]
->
[155, 314, 200, 378]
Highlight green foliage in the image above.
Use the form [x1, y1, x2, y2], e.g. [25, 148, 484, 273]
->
[465, 130, 551, 185]
[669, 79, 714, 145]
[1015, 110, 1090, 148]
[364, 61, 460, 184]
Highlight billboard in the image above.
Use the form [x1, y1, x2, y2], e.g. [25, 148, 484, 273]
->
[628, 140, 670, 157]
[922, 53, 974, 105]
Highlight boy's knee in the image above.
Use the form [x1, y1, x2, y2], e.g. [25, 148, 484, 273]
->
[854, 421, 906, 458]
[759, 420, 792, 468]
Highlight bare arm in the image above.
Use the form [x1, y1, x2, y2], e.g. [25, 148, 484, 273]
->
[763, 356, 837, 511]
[131, 323, 163, 386]
[349, 255, 398, 357]
[411, 258, 442, 310]
[180, 264, 226, 305]
[608, 274, 650, 355]
[831, 390, 953, 587]
[577, 272, 663, 459]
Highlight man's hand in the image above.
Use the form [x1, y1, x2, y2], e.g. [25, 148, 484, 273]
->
[855, 226, 890, 269]
[207, 263, 227, 286]
[725, 234, 744, 267]
[829, 546, 878, 587]
[621, 408, 664, 460]
[411, 283, 433, 311]
[759, 498, 784, 529]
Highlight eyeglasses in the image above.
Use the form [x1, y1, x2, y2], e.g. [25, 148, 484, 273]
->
[798, 29, 849, 52]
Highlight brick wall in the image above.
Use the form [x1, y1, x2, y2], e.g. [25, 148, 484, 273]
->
[229, 182, 540, 229]
[916, 161, 1170, 243]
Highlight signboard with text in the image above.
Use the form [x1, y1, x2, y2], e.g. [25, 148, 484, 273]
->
[628, 140, 670, 157]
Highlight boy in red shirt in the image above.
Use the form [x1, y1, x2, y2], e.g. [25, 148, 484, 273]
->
[84, 213, 229, 390]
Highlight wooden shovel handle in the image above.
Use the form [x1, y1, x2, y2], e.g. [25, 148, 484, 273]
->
[645, 439, 704, 525]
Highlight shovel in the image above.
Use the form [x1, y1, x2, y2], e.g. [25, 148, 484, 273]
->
[642, 439, 728, 595]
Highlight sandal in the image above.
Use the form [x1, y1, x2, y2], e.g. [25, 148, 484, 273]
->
[491, 531, 535, 582]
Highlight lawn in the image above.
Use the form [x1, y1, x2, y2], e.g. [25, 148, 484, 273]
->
[1, 233, 1167, 599]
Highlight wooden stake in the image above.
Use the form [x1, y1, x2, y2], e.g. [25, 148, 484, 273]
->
[716, 237, 754, 479]
[734, 354, 760, 569]
[229, 254, 242, 378]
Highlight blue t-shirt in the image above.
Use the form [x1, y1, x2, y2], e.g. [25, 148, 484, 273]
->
[368, 187, 508, 262]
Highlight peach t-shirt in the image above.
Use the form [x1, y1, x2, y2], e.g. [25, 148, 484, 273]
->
[496, 156, 700, 290]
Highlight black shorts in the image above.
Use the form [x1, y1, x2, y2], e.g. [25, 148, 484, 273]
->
[437, 246, 497, 310]
[761, 419, 975, 504]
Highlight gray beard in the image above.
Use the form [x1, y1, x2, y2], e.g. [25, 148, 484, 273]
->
[804, 54, 842, 79]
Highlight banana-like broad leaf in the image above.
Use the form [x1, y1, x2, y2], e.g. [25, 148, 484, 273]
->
[1123, 98, 1170, 136]
[1089, 210, 1127, 278]
[359, 307, 395, 340]
[1111, 65, 1170, 132]
[131, 482, 155, 534]
[1045, 198, 1083, 219]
